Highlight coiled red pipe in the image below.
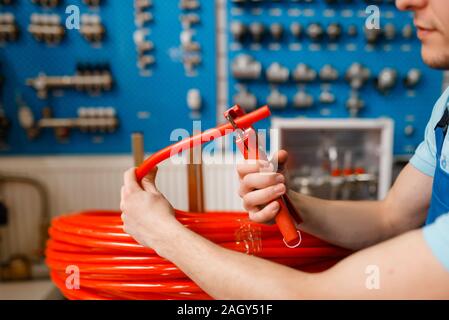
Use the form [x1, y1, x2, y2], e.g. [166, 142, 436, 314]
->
[46, 106, 350, 299]
[46, 210, 350, 300]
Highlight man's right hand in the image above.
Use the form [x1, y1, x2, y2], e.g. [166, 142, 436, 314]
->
[236, 150, 289, 224]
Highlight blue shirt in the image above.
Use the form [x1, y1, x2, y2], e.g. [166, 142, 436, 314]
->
[410, 86, 449, 273]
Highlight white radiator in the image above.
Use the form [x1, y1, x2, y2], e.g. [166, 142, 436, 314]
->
[0, 155, 244, 260]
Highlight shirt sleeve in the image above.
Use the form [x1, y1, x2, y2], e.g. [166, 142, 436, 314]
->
[423, 213, 449, 273]
[409, 126, 437, 177]
[409, 87, 449, 177]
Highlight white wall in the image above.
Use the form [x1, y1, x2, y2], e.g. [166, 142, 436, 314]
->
[0, 155, 244, 260]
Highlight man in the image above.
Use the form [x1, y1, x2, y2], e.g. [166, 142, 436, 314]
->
[120, 0, 449, 299]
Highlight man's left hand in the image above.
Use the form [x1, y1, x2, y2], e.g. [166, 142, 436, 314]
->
[120, 167, 180, 254]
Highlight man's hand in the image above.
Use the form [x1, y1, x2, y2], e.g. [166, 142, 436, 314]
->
[120, 167, 180, 254]
[236, 150, 289, 224]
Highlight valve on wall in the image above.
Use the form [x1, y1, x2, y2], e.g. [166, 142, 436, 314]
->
[267, 88, 288, 109]
[376, 67, 397, 94]
[266, 62, 289, 84]
[80, 14, 106, 44]
[249, 22, 265, 43]
[26, 63, 114, 99]
[231, 54, 262, 80]
[290, 22, 302, 40]
[134, 0, 155, 75]
[233, 85, 257, 111]
[179, 0, 202, 75]
[0, 13, 19, 43]
[403, 68, 422, 89]
[17, 95, 119, 142]
[306, 23, 324, 42]
[293, 63, 317, 83]
[187, 88, 202, 117]
[345, 63, 371, 90]
[230, 21, 247, 43]
[28, 13, 65, 45]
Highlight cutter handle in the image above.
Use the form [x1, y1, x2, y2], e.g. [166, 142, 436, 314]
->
[244, 143, 300, 247]
[275, 197, 300, 246]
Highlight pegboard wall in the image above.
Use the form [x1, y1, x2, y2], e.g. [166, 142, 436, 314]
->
[0, 0, 445, 156]
[226, 0, 443, 155]
[0, 0, 216, 154]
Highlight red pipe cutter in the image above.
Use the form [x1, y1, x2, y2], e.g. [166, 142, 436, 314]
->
[224, 105, 303, 248]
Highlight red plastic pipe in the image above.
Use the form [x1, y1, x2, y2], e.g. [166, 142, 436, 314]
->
[135, 106, 271, 180]
[46, 210, 350, 300]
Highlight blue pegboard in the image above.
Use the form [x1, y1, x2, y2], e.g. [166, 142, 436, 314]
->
[0, 0, 216, 154]
[226, 0, 444, 156]
[0, 1, 445, 157]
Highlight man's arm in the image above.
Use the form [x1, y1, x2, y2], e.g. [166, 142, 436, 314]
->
[120, 167, 449, 299]
[238, 151, 433, 250]
[159, 222, 449, 299]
